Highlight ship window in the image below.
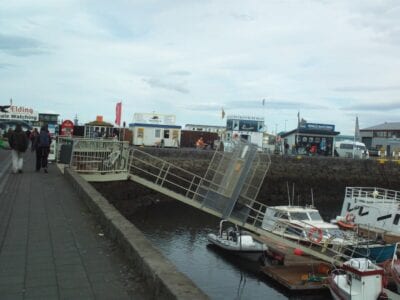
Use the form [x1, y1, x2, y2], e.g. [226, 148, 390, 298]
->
[290, 212, 310, 221]
[309, 211, 323, 221]
[393, 214, 400, 225]
[275, 212, 289, 220]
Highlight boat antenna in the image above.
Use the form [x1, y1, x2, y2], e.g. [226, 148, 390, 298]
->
[286, 182, 291, 206]
[292, 183, 295, 206]
[311, 188, 314, 208]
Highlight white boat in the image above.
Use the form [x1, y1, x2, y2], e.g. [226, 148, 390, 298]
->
[337, 187, 400, 243]
[328, 258, 388, 300]
[261, 205, 353, 246]
[207, 220, 268, 262]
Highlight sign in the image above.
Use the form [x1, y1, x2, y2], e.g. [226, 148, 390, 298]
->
[61, 120, 74, 136]
[299, 123, 335, 132]
[0, 105, 38, 121]
[227, 115, 264, 122]
[115, 102, 122, 126]
[133, 113, 176, 125]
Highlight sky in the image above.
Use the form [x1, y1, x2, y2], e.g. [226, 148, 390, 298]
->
[0, 1, 400, 135]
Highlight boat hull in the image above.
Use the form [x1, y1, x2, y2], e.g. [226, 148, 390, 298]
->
[207, 234, 267, 262]
[347, 243, 396, 263]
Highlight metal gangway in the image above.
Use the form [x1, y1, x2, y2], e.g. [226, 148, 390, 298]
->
[56, 137, 377, 266]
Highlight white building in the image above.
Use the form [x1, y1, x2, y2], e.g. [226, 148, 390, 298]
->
[225, 115, 265, 149]
[129, 113, 181, 147]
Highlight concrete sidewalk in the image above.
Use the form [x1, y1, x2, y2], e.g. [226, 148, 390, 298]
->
[0, 150, 148, 299]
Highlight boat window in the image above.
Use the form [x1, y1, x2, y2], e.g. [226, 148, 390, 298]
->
[285, 226, 306, 238]
[289, 212, 310, 221]
[275, 212, 289, 220]
[309, 211, 323, 221]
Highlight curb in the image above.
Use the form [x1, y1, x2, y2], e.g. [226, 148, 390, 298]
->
[64, 168, 209, 300]
[0, 150, 11, 194]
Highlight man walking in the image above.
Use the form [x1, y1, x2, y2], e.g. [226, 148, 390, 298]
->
[9, 124, 29, 173]
[34, 125, 51, 173]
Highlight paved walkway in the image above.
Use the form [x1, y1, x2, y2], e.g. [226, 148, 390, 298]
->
[0, 149, 148, 300]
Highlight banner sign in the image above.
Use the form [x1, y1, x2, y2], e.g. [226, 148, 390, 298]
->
[115, 102, 122, 126]
[299, 123, 335, 132]
[0, 105, 38, 121]
[61, 120, 74, 136]
[133, 113, 176, 125]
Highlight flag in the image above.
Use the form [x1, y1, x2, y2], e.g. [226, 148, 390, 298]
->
[355, 116, 360, 142]
[221, 107, 225, 119]
[115, 102, 122, 126]
[262, 98, 265, 106]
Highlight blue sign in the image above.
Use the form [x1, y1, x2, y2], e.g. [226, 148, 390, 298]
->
[300, 123, 335, 132]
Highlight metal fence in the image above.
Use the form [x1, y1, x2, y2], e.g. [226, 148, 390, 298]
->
[57, 137, 130, 173]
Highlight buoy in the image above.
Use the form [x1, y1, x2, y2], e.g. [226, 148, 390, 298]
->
[293, 248, 304, 256]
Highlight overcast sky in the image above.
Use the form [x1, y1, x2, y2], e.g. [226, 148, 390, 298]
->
[1, 1, 399, 134]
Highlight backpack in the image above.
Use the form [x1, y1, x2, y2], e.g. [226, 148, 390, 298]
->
[39, 131, 50, 147]
[15, 132, 28, 152]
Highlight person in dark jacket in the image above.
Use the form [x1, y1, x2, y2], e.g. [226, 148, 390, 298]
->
[34, 125, 52, 173]
[9, 124, 29, 173]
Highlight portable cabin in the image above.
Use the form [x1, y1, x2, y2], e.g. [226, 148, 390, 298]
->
[129, 113, 181, 147]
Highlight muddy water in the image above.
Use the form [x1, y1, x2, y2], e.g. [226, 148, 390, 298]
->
[129, 201, 332, 300]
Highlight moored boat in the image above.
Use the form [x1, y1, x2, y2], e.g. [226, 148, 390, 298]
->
[336, 187, 400, 244]
[207, 220, 268, 262]
[328, 258, 388, 300]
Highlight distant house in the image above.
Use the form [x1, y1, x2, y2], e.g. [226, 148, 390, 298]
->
[280, 122, 340, 156]
[360, 122, 400, 155]
[129, 113, 181, 147]
[84, 116, 115, 138]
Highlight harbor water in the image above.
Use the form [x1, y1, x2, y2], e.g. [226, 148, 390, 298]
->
[129, 201, 332, 300]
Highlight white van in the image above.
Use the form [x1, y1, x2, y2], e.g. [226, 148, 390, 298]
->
[334, 140, 369, 159]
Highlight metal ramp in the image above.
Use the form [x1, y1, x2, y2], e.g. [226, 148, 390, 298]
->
[57, 137, 372, 266]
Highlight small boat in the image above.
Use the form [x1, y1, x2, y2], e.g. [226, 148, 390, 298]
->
[207, 220, 268, 262]
[328, 258, 388, 300]
[336, 187, 400, 243]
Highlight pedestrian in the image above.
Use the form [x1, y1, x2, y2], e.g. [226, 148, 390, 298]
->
[8, 124, 29, 173]
[34, 125, 51, 173]
[30, 128, 39, 151]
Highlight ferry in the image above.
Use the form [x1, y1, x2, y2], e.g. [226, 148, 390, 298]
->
[335, 187, 400, 243]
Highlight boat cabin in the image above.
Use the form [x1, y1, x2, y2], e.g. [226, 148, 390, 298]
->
[261, 206, 344, 241]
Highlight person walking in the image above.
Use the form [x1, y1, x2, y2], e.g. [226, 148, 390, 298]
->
[8, 124, 29, 173]
[34, 125, 51, 173]
[30, 128, 39, 151]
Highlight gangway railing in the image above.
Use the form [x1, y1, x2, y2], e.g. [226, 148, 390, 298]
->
[57, 137, 130, 174]
[57, 137, 387, 266]
[345, 187, 400, 203]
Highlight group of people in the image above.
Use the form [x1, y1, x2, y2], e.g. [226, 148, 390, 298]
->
[8, 125, 52, 174]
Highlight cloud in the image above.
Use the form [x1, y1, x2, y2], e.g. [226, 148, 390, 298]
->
[0, 33, 46, 56]
[143, 77, 189, 94]
[184, 103, 222, 111]
[231, 13, 254, 22]
[0, 63, 13, 69]
[333, 85, 400, 92]
[341, 102, 400, 111]
[227, 100, 328, 110]
[167, 70, 191, 76]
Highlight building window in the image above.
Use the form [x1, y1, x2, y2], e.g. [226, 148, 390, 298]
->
[155, 129, 161, 138]
[137, 128, 144, 138]
[164, 130, 170, 139]
[374, 131, 387, 138]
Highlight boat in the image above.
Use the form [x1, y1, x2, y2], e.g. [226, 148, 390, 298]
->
[335, 187, 400, 243]
[347, 242, 397, 264]
[207, 220, 268, 262]
[328, 258, 389, 300]
[261, 205, 355, 246]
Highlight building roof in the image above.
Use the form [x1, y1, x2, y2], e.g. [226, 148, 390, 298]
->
[185, 124, 225, 129]
[361, 122, 400, 131]
[85, 120, 114, 127]
[280, 128, 340, 138]
[129, 123, 181, 129]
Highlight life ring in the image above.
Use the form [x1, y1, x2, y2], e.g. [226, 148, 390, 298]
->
[345, 213, 355, 223]
[308, 227, 323, 244]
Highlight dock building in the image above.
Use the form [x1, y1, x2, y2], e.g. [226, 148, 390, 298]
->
[360, 122, 400, 156]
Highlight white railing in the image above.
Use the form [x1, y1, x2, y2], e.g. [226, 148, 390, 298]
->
[57, 137, 130, 173]
[345, 187, 400, 202]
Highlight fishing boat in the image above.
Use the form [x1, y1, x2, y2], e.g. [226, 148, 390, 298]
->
[347, 242, 397, 264]
[335, 187, 400, 243]
[261, 205, 355, 246]
[207, 220, 268, 262]
[328, 258, 388, 300]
